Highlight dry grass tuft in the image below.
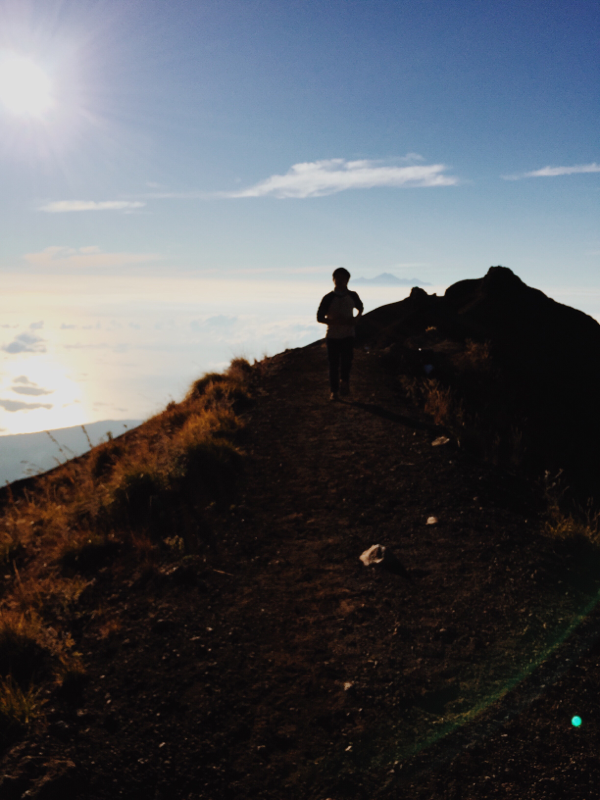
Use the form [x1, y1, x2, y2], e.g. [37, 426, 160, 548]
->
[543, 481, 600, 546]
[422, 379, 461, 427]
[0, 675, 46, 736]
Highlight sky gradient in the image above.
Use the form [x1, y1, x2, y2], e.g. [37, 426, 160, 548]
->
[0, 0, 598, 433]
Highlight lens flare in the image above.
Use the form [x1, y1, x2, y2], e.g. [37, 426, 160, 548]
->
[571, 716, 582, 727]
[0, 54, 53, 117]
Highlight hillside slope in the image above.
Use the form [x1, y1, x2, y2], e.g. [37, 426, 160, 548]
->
[1, 342, 600, 799]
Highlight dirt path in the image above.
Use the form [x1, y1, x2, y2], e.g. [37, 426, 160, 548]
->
[3, 343, 600, 800]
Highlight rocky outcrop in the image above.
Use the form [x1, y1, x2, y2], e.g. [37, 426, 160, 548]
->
[357, 266, 600, 499]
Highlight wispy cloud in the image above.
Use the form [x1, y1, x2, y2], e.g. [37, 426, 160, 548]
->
[12, 385, 53, 396]
[39, 200, 146, 213]
[23, 246, 160, 270]
[12, 376, 53, 397]
[2, 332, 46, 354]
[503, 162, 600, 181]
[219, 157, 458, 199]
[0, 399, 53, 412]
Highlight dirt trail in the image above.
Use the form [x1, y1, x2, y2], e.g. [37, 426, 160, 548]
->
[3, 343, 600, 800]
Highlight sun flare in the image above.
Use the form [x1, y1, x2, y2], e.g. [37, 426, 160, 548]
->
[0, 54, 53, 117]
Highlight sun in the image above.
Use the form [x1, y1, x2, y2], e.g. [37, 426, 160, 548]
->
[0, 54, 53, 117]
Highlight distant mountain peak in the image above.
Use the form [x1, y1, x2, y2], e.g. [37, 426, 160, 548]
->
[352, 273, 430, 286]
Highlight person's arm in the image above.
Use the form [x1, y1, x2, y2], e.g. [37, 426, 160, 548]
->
[352, 292, 364, 321]
[317, 293, 333, 324]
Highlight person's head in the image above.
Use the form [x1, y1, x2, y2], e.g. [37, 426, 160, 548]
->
[333, 267, 350, 290]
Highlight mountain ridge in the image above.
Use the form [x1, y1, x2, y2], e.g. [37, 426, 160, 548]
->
[0, 269, 599, 798]
[352, 272, 430, 286]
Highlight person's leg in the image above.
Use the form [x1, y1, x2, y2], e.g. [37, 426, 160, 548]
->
[326, 338, 341, 396]
[339, 337, 354, 395]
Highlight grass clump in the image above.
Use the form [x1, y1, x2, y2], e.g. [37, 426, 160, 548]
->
[542, 474, 600, 547]
[0, 676, 46, 740]
[543, 511, 599, 543]
[106, 462, 169, 529]
[188, 372, 227, 398]
[422, 379, 462, 427]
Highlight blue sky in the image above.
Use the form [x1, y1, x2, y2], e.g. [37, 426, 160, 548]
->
[0, 0, 598, 432]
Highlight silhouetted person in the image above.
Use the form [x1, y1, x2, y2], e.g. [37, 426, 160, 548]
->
[317, 267, 363, 400]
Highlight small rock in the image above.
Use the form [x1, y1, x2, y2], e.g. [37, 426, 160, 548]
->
[432, 436, 450, 446]
[360, 544, 386, 566]
[426, 516, 438, 525]
[359, 545, 414, 582]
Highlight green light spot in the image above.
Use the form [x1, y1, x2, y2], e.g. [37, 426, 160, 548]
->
[571, 716, 582, 727]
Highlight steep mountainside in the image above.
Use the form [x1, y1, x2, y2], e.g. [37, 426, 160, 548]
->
[1, 332, 600, 800]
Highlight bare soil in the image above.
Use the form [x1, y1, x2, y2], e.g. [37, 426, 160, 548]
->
[2, 343, 600, 799]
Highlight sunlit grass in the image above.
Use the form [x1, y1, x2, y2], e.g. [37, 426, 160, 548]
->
[0, 357, 255, 735]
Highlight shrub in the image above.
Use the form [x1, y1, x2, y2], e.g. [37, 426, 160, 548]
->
[105, 463, 170, 529]
[187, 372, 227, 399]
[227, 357, 254, 382]
[173, 437, 242, 506]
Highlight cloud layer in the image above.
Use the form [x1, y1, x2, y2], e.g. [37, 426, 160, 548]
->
[39, 200, 145, 213]
[503, 162, 600, 181]
[222, 157, 458, 198]
[23, 246, 160, 270]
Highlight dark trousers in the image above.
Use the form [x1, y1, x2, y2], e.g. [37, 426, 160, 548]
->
[326, 337, 354, 392]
